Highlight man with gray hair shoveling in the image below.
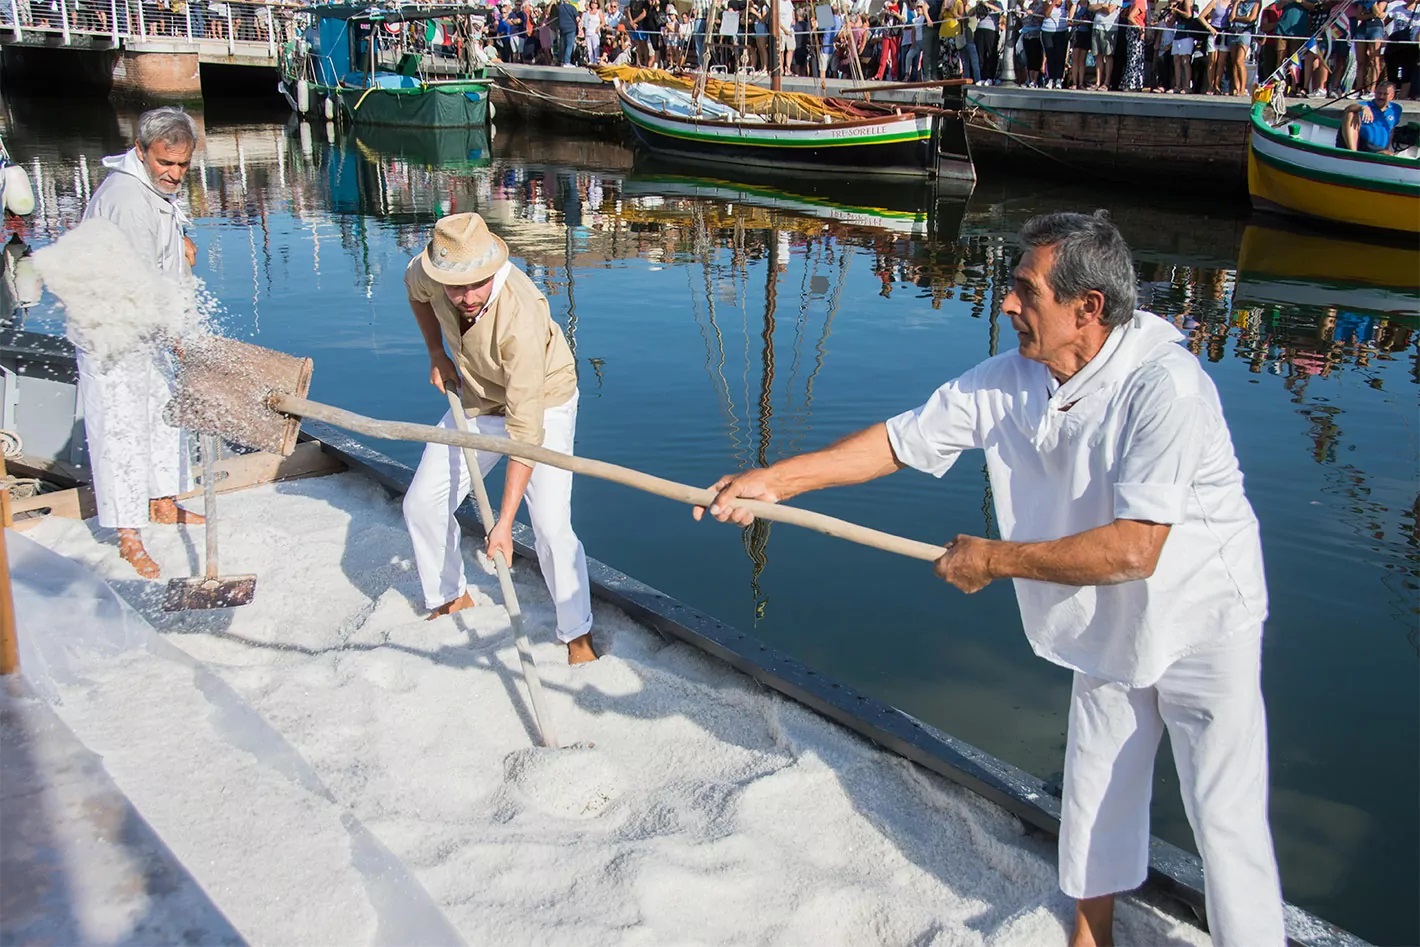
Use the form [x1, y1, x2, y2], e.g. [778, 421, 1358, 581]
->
[403, 213, 598, 665]
[698, 211, 1284, 946]
[77, 106, 204, 578]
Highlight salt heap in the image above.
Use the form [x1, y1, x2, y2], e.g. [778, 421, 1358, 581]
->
[14, 474, 1212, 947]
[32, 216, 207, 366]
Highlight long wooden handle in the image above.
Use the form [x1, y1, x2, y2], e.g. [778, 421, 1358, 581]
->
[443, 389, 559, 750]
[272, 394, 947, 564]
[0, 455, 17, 676]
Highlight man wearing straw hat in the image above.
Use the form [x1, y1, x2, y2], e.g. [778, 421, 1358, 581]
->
[402, 213, 597, 665]
[699, 211, 1284, 946]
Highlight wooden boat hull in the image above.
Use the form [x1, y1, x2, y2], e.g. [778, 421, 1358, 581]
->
[617, 84, 961, 180]
[0, 320, 1375, 947]
[334, 82, 491, 128]
[1247, 103, 1420, 235]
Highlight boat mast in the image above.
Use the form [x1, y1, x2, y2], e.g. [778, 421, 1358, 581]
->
[368, 16, 377, 83]
[769, 0, 781, 91]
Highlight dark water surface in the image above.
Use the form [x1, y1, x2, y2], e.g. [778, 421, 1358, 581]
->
[5, 95, 1416, 945]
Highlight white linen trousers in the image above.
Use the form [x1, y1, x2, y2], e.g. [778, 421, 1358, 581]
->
[1058, 627, 1285, 946]
[76, 347, 189, 530]
[402, 393, 593, 641]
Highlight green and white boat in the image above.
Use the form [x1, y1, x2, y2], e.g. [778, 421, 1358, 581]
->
[280, 3, 493, 129]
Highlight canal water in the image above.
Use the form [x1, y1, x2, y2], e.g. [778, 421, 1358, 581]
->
[4, 94, 1416, 945]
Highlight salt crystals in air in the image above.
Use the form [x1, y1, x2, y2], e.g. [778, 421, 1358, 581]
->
[33, 217, 211, 367]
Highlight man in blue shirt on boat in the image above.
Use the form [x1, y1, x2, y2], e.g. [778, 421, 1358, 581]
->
[1338, 80, 1404, 153]
[698, 211, 1286, 947]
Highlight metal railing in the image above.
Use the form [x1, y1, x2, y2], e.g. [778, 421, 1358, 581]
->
[0, 0, 303, 57]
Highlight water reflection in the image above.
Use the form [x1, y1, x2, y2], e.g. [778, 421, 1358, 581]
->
[9, 107, 1417, 601]
[4, 99, 1417, 944]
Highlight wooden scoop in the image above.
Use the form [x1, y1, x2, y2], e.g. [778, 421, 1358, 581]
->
[167, 339, 946, 563]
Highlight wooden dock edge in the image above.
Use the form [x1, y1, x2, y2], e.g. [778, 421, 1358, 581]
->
[298, 421, 1370, 947]
[8, 441, 345, 531]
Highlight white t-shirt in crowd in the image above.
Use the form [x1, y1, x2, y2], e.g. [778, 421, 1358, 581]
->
[885, 310, 1267, 687]
[1091, 0, 1120, 29]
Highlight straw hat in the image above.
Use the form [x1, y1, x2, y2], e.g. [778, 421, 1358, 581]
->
[419, 213, 509, 286]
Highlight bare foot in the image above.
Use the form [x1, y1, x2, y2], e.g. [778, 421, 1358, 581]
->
[1069, 895, 1115, 947]
[566, 632, 598, 665]
[426, 590, 475, 621]
[117, 529, 161, 579]
[150, 497, 205, 526]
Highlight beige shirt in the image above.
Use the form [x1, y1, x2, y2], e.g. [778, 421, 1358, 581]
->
[405, 257, 578, 447]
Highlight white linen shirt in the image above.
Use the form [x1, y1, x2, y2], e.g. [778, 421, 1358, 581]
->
[886, 310, 1267, 687]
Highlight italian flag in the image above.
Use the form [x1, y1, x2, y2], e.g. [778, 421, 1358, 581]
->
[426, 20, 447, 45]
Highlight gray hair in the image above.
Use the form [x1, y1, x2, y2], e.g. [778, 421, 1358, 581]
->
[1018, 210, 1137, 327]
[136, 107, 198, 151]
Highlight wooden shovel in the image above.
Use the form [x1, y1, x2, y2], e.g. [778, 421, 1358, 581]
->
[443, 387, 559, 750]
[167, 338, 946, 563]
[162, 433, 257, 612]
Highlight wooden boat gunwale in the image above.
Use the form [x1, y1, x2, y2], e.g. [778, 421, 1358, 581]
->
[616, 81, 935, 136]
[1248, 101, 1420, 176]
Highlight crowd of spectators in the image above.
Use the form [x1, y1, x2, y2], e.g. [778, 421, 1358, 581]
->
[452, 0, 1416, 97]
[8, 0, 1413, 98]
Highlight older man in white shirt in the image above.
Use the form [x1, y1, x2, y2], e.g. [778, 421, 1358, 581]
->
[697, 210, 1284, 947]
[78, 107, 203, 578]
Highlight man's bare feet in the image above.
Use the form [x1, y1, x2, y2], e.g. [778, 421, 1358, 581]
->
[566, 632, 598, 665]
[1069, 895, 1115, 947]
[117, 528, 161, 579]
[150, 496, 205, 526]
[426, 590, 475, 621]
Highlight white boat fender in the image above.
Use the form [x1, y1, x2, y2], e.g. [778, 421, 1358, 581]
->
[324, 95, 334, 121]
[299, 120, 313, 157]
[2, 164, 35, 216]
[296, 78, 310, 113]
[12, 254, 42, 305]
[489, 123, 496, 141]
[489, 101, 496, 120]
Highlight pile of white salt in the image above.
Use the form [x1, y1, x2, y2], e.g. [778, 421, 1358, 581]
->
[16, 475, 1213, 947]
[32, 216, 208, 366]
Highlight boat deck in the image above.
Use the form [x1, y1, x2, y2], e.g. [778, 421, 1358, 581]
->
[1, 423, 1373, 946]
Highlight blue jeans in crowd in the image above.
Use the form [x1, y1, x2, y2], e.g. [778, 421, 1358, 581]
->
[561, 28, 577, 64]
[693, 17, 706, 66]
[959, 38, 981, 81]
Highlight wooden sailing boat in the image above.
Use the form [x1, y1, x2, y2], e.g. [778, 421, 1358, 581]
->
[598, 0, 974, 181]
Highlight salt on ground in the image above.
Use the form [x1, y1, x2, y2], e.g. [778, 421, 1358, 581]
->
[32, 216, 207, 367]
[17, 474, 1213, 947]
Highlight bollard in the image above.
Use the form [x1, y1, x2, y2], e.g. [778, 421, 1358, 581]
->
[996, 10, 1017, 86]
